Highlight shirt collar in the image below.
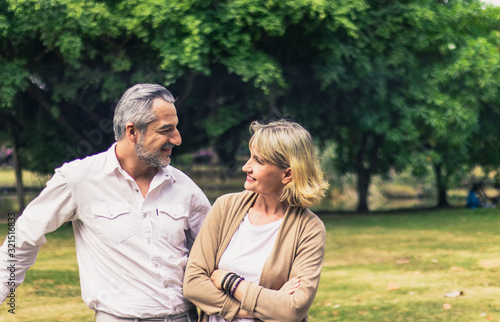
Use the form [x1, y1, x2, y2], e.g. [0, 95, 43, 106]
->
[103, 143, 176, 183]
[157, 162, 176, 183]
[103, 143, 121, 175]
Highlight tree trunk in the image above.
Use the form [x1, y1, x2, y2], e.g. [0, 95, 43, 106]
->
[267, 85, 277, 118]
[356, 167, 371, 213]
[6, 121, 25, 212]
[355, 134, 383, 213]
[27, 84, 87, 144]
[12, 142, 25, 212]
[434, 162, 450, 208]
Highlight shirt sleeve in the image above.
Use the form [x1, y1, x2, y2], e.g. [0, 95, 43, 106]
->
[240, 215, 326, 322]
[186, 190, 211, 252]
[0, 166, 78, 303]
[183, 197, 241, 320]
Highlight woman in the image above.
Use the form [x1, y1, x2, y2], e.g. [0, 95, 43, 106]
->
[184, 120, 329, 322]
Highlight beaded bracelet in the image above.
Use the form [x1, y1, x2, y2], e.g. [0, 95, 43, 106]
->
[220, 272, 235, 291]
[230, 277, 244, 297]
[225, 274, 240, 294]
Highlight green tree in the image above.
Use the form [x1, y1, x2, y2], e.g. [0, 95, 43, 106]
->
[287, 0, 500, 211]
[406, 3, 500, 207]
[0, 0, 167, 210]
[2, 0, 500, 214]
[464, 8, 500, 190]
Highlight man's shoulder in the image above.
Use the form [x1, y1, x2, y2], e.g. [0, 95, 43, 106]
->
[167, 166, 199, 186]
[167, 166, 208, 199]
[56, 149, 110, 180]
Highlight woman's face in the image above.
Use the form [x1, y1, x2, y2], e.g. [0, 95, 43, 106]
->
[242, 145, 287, 198]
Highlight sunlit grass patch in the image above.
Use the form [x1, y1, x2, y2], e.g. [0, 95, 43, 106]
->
[310, 209, 500, 321]
[0, 224, 93, 321]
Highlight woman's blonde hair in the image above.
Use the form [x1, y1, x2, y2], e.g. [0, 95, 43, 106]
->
[249, 119, 329, 208]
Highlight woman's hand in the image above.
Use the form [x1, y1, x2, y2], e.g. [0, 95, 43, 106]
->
[212, 270, 300, 295]
[279, 277, 300, 294]
[210, 269, 231, 290]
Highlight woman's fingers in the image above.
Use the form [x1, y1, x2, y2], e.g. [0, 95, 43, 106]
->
[210, 269, 230, 290]
[279, 277, 301, 294]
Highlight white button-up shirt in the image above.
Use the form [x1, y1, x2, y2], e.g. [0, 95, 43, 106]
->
[0, 144, 210, 318]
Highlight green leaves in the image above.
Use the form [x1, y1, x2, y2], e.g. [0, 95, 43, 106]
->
[0, 59, 28, 108]
[0, 0, 499, 204]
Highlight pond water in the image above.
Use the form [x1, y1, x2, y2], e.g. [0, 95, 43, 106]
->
[312, 196, 465, 213]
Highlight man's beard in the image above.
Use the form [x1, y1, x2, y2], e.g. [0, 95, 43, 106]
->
[135, 137, 173, 168]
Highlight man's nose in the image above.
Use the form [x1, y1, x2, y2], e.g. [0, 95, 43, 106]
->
[170, 129, 182, 146]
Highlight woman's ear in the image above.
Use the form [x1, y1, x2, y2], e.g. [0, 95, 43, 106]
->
[282, 167, 292, 184]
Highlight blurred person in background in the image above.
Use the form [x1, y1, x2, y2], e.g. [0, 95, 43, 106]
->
[466, 182, 497, 209]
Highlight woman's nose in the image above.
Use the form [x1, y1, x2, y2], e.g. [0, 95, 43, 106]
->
[242, 160, 251, 172]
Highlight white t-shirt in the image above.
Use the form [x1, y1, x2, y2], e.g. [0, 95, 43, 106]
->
[209, 214, 283, 322]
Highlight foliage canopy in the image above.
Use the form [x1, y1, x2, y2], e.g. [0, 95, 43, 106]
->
[1, 0, 500, 211]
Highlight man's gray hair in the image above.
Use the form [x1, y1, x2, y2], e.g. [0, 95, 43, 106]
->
[113, 84, 175, 141]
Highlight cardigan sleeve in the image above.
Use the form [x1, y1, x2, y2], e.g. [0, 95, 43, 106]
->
[240, 214, 326, 322]
[183, 196, 240, 320]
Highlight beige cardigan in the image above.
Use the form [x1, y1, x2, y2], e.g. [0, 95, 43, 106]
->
[183, 191, 326, 322]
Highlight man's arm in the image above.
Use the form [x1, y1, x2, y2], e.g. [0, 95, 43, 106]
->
[0, 167, 77, 303]
[186, 191, 211, 251]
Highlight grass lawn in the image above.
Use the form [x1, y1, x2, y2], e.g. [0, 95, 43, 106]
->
[312, 207, 500, 321]
[0, 207, 499, 321]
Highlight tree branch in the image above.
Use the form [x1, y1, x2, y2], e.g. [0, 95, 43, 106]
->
[26, 84, 86, 143]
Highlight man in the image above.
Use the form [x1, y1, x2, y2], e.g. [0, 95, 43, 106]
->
[0, 84, 211, 321]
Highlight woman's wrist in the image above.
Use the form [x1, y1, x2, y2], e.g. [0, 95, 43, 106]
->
[211, 269, 245, 297]
[221, 273, 245, 296]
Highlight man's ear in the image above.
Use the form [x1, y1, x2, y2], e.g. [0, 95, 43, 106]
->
[125, 122, 138, 142]
[282, 167, 292, 185]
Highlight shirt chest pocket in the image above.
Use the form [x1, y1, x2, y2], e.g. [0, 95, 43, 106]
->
[91, 203, 132, 244]
[157, 206, 189, 247]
